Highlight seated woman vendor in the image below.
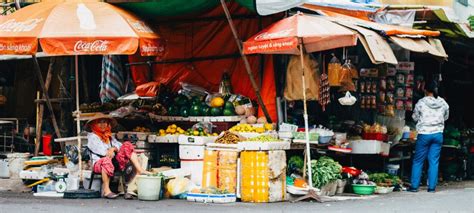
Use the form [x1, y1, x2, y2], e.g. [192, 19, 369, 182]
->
[86, 114, 150, 199]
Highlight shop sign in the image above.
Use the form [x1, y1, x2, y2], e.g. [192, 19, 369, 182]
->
[245, 37, 297, 54]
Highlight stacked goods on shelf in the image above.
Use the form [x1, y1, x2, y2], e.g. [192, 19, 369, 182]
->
[359, 68, 379, 111]
[116, 127, 151, 148]
[179, 122, 219, 185]
[201, 150, 239, 193]
[148, 124, 185, 143]
[240, 150, 286, 202]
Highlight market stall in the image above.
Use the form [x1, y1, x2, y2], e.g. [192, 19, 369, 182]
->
[1, 0, 462, 204]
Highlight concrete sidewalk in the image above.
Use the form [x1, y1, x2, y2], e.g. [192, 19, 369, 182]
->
[1, 181, 473, 213]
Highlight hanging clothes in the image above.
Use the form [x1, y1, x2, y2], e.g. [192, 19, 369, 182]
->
[284, 54, 320, 101]
[100, 55, 131, 103]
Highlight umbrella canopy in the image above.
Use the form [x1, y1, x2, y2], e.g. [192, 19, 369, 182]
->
[0, 0, 164, 56]
[243, 13, 358, 55]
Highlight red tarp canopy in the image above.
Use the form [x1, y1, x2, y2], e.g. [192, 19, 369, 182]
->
[128, 2, 280, 121]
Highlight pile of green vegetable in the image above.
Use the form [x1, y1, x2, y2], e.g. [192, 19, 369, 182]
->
[310, 157, 342, 189]
[368, 173, 402, 187]
[288, 156, 305, 175]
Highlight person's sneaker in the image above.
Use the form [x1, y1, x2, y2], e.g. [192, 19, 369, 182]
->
[427, 188, 435, 193]
[407, 187, 418, 192]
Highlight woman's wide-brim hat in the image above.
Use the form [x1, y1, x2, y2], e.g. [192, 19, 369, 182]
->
[84, 113, 117, 128]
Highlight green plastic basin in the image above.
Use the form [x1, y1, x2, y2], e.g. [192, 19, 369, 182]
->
[352, 184, 376, 195]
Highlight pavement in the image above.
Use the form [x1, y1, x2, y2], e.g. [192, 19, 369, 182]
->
[1, 181, 474, 213]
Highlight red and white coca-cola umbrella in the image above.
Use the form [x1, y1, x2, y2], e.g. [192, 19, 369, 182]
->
[0, 0, 164, 56]
[0, 0, 165, 195]
[243, 13, 357, 200]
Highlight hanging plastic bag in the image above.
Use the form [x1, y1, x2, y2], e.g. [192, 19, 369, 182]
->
[338, 91, 357, 106]
[339, 60, 357, 92]
[191, 122, 215, 134]
[328, 54, 342, 87]
[219, 70, 233, 96]
[179, 82, 209, 99]
[284, 54, 320, 101]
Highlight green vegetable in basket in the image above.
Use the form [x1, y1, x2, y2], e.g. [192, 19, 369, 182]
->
[288, 156, 305, 174]
[368, 173, 401, 186]
[309, 156, 342, 189]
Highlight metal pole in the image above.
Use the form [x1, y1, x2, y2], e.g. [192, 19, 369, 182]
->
[74, 55, 84, 186]
[299, 44, 313, 189]
[219, 0, 272, 123]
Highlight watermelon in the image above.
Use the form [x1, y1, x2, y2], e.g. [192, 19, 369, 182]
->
[200, 105, 210, 116]
[224, 101, 234, 111]
[180, 106, 189, 117]
[167, 105, 179, 116]
[223, 108, 234, 116]
[174, 95, 189, 106]
[189, 104, 201, 116]
[210, 107, 223, 116]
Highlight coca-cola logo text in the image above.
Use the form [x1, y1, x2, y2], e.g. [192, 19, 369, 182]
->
[254, 29, 294, 41]
[0, 18, 43, 32]
[73, 40, 109, 53]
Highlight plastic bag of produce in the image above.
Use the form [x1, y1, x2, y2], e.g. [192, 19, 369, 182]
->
[328, 54, 342, 86]
[179, 82, 209, 99]
[192, 122, 215, 134]
[166, 177, 196, 197]
[136, 81, 160, 97]
[338, 91, 357, 106]
[109, 105, 135, 118]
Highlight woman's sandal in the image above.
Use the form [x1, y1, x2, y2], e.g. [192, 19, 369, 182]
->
[102, 192, 119, 199]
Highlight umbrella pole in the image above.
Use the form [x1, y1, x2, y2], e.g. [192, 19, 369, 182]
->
[292, 44, 322, 203]
[74, 55, 83, 186]
[64, 55, 100, 199]
[219, 0, 272, 123]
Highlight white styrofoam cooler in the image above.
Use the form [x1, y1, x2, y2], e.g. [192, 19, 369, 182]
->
[179, 145, 205, 160]
[181, 160, 203, 186]
[178, 135, 217, 145]
[148, 134, 179, 143]
[348, 140, 389, 154]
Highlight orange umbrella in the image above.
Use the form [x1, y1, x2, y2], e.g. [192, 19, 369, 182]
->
[0, 0, 164, 197]
[243, 13, 357, 55]
[243, 13, 358, 200]
[0, 0, 164, 56]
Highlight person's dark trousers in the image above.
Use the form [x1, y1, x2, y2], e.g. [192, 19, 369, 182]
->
[410, 133, 443, 191]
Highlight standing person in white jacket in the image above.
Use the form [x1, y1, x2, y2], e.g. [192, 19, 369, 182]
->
[409, 81, 449, 193]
